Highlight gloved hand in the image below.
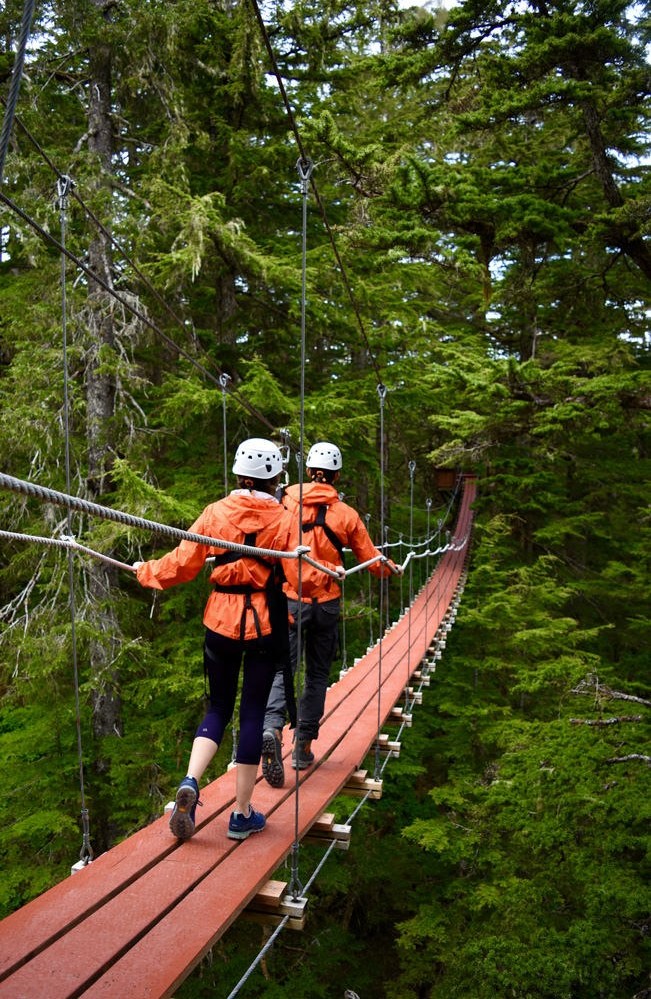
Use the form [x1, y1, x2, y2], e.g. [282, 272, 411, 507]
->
[132, 561, 143, 571]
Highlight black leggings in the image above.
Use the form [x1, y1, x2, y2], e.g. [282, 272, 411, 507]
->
[195, 629, 277, 765]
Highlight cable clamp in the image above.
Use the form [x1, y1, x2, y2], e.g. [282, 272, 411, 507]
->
[296, 155, 314, 190]
[79, 807, 94, 864]
[56, 174, 75, 210]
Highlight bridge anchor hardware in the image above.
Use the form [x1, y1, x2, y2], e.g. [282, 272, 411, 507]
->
[388, 706, 413, 726]
[405, 686, 423, 705]
[377, 732, 401, 757]
[241, 880, 307, 931]
[304, 812, 352, 850]
[342, 769, 383, 799]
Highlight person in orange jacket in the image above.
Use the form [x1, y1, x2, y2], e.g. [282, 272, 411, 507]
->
[134, 438, 293, 841]
[261, 441, 401, 787]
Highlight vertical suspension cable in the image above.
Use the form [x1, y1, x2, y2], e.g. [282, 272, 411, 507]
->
[364, 513, 374, 646]
[435, 517, 443, 649]
[219, 372, 239, 765]
[405, 461, 416, 708]
[424, 497, 432, 673]
[373, 383, 387, 780]
[288, 154, 313, 900]
[58, 175, 93, 866]
[339, 574, 347, 670]
[384, 525, 390, 629]
[219, 373, 231, 495]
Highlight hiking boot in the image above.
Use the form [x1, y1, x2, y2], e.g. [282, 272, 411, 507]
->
[227, 807, 266, 840]
[261, 728, 285, 788]
[169, 776, 200, 840]
[291, 739, 315, 771]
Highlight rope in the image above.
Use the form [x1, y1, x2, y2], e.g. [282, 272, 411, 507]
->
[0, 471, 303, 558]
[0, 530, 135, 572]
[0, 0, 36, 183]
[0, 479, 404, 580]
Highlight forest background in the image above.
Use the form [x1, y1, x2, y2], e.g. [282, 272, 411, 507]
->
[0, 0, 649, 996]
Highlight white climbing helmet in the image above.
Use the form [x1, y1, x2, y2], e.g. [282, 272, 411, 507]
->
[306, 441, 342, 471]
[232, 438, 283, 479]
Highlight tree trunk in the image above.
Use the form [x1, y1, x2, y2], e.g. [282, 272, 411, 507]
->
[581, 98, 651, 280]
[85, 6, 123, 850]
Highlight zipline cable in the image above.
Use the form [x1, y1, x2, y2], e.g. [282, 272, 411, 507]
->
[0, 0, 35, 184]
[58, 175, 94, 865]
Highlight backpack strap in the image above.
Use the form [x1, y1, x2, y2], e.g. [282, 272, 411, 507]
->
[302, 504, 345, 560]
[211, 531, 271, 569]
[212, 531, 270, 639]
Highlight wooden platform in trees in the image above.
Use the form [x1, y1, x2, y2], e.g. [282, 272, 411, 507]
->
[0, 479, 475, 999]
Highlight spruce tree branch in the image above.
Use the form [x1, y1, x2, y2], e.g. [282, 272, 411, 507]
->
[571, 686, 651, 709]
[605, 754, 651, 766]
[569, 716, 643, 726]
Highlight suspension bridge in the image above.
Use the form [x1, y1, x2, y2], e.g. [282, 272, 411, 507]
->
[0, 475, 475, 998]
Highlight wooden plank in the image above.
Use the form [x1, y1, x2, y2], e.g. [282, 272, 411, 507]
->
[248, 879, 287, 911]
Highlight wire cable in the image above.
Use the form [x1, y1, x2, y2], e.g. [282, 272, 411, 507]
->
[0, 0, 36, 183]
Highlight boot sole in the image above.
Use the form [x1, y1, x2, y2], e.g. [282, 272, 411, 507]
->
[169, 786, 197, 840]
[261, 732, 285, 788]
[227, 822, 266, 841]
[291, 755, 315, 771]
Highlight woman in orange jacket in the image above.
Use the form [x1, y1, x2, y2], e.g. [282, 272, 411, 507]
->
[261, 441, 400, 787]
[134, 438, 293, 841]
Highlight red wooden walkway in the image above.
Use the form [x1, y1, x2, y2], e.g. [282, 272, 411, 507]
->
[0, 477, 475, 999]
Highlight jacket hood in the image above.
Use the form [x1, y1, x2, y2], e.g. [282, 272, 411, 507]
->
[217, 491, 283, 532]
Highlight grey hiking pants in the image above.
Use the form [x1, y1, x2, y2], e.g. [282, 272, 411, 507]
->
[263, 597, 340, 741]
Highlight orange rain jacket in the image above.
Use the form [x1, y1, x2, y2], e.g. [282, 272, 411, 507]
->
[282, 480, 395, 603]
[135, 491, 294, 640]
